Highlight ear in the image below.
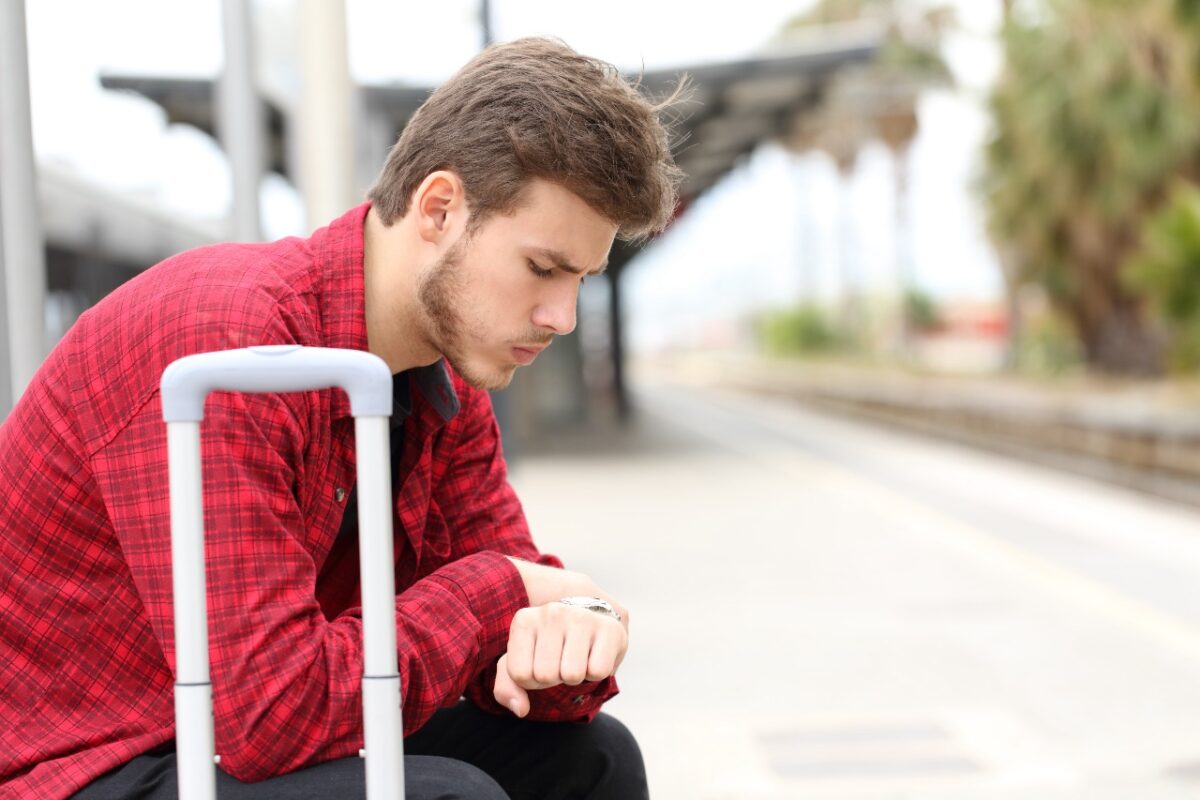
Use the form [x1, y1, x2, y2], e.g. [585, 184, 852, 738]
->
[412, 170, 468, 245]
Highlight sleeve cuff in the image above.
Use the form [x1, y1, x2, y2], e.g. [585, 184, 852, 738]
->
[522, 676, 620, 723]
[423, 550, 528, 670]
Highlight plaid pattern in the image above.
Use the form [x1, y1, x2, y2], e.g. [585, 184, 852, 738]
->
[0, 204, 616, 798]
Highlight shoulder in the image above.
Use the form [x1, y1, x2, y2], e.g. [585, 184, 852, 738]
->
[63, 237, 322, 452]
[128, 238, 317, 323]
[93, 237, 320, 356]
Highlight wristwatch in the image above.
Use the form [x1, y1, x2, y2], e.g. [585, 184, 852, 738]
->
[558, 595, 622, 622]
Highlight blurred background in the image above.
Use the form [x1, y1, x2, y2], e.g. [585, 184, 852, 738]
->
[4, 0, 1200, 797]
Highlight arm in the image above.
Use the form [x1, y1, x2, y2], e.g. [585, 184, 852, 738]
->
[97, 386, 525, 782]
[434, 383, 623, 722]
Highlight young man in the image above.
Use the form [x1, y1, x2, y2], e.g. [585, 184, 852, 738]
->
[0, 37, 684, 799]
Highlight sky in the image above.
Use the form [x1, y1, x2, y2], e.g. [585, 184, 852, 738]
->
[21, 0, 1007, 353]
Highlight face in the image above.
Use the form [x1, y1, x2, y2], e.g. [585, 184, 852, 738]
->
[417, 179, 618, 391]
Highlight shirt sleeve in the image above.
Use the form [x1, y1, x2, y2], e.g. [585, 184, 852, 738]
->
[92, 385, 523, 783]
[433, 382, 619, 722]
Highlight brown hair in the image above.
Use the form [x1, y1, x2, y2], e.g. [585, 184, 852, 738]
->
[367, 37, 688, 243]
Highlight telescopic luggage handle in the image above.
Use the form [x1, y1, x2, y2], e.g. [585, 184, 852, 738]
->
[161, 345, 405, 800]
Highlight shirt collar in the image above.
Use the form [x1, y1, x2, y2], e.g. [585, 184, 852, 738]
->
[390, 363, 460, 429]
[412, 361, 461, 423]
[315, 202, 460, 426]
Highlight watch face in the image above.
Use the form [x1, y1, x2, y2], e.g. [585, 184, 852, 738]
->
[562, 596, 598, 607]
[559, 596, 618, 620]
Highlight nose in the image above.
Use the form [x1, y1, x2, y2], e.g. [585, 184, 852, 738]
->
[530, 283, 578, 335]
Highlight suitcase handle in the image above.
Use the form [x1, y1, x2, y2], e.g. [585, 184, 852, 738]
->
[161, 345, 404, 799]
[161, 344, 392, 422]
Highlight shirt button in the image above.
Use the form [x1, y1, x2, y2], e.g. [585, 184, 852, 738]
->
[335, 487, 346, 503]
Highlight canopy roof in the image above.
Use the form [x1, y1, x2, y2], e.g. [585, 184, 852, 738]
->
[100, 30, 879, 211]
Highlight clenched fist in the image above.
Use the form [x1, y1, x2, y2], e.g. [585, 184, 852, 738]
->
[493, 601, 629, 718]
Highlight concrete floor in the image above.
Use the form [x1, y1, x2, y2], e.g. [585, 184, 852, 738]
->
[508, 378, 1200, 799]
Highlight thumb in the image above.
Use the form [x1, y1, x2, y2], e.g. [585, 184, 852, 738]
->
[493, 653, 530, 718]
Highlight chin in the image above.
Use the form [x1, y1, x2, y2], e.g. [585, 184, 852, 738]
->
[450, 355, 517, 392]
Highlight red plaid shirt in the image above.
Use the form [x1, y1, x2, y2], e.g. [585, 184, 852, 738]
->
[0, 203, 616, 798]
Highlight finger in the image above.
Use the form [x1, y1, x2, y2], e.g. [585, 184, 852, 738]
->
[531, 609, 568, 688]
[492, 654, 530, 718]
[586, 621, 626, 682]
[505, 608, 538, 689]
[559, 622, 593, 686]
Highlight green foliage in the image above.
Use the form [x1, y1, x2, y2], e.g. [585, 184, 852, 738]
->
[904, 288, 940, 331]
[1177, 0, 1200, 27]
[981, 0, 1200, 372]
[782, 0, 955, 87]
[758, 306, 842, 356]
[1123, 181, 1200, 370]
[1015, 311, 1085, 375]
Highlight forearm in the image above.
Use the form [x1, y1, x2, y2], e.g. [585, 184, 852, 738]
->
[207, 551, 526, 781]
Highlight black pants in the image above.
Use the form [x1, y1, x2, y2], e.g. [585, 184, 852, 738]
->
[71, 701, 649, 800]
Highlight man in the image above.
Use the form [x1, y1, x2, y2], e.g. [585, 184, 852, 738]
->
[0, 37, 684, 799]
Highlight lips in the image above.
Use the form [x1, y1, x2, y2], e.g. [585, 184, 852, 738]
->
[511, 344, 547, 365]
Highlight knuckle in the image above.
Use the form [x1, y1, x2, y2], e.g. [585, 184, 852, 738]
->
[589, 649, 616, 676]
[512, 608, 536, 630]
[533, 665, 559, 685]
[506, 658, 533, 684]
[586, 664, 612, 682]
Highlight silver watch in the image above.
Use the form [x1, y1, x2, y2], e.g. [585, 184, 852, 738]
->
[558, 595, 622, 622]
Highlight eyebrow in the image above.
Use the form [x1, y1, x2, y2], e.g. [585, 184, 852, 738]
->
[529, 247, 608, 276]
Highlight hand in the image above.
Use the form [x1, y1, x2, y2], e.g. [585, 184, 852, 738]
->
[492, 601, 629, 718]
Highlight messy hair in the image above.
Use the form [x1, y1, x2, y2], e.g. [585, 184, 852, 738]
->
[368, 37, 688, 243]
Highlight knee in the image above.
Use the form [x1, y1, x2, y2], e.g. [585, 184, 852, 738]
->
[563, 714, 648, 799]
[583, 714, 644, 762]
[407, 755, 509, 800]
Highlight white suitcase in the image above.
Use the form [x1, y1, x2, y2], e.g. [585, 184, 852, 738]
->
[160, 345, 405, 800]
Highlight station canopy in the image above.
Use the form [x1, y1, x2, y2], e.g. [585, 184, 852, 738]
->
[101, 30, 879, 236]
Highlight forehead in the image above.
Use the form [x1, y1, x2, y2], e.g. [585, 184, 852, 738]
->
[486, 179, 617, 270]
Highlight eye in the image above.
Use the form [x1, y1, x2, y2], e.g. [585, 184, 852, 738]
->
[528, 260, 553, 279]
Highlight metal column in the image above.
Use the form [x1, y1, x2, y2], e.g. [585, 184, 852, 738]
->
[299, 0, 356, 231]
[0, 0, 47, 407]
[218, 0, 264, 242]
[0, 183, 13, 418]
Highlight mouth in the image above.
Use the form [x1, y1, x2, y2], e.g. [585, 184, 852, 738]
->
[511, 343, 548, 365]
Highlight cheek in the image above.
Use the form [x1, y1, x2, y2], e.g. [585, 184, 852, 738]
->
[486, 275, 535, 316]
[459, 276, 530, 335]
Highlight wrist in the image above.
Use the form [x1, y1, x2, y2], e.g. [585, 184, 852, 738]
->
[506, 557, 578, 607]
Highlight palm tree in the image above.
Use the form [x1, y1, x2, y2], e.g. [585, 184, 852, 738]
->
[982, 0, 1200, 374]
[779, 0, 954, 350]
[1123, 181, 1200, 370]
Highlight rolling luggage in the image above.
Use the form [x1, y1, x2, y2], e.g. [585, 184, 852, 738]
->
[160, 344, 405, 799]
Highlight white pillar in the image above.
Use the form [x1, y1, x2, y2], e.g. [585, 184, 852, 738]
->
[299, 0, 356, 231]
[0, 195, 12, 419]
[0, 0, 47, 406]
[218, 0, 264, 242]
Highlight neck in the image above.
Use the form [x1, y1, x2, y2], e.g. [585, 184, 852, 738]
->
[363, 206, 441, 374]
